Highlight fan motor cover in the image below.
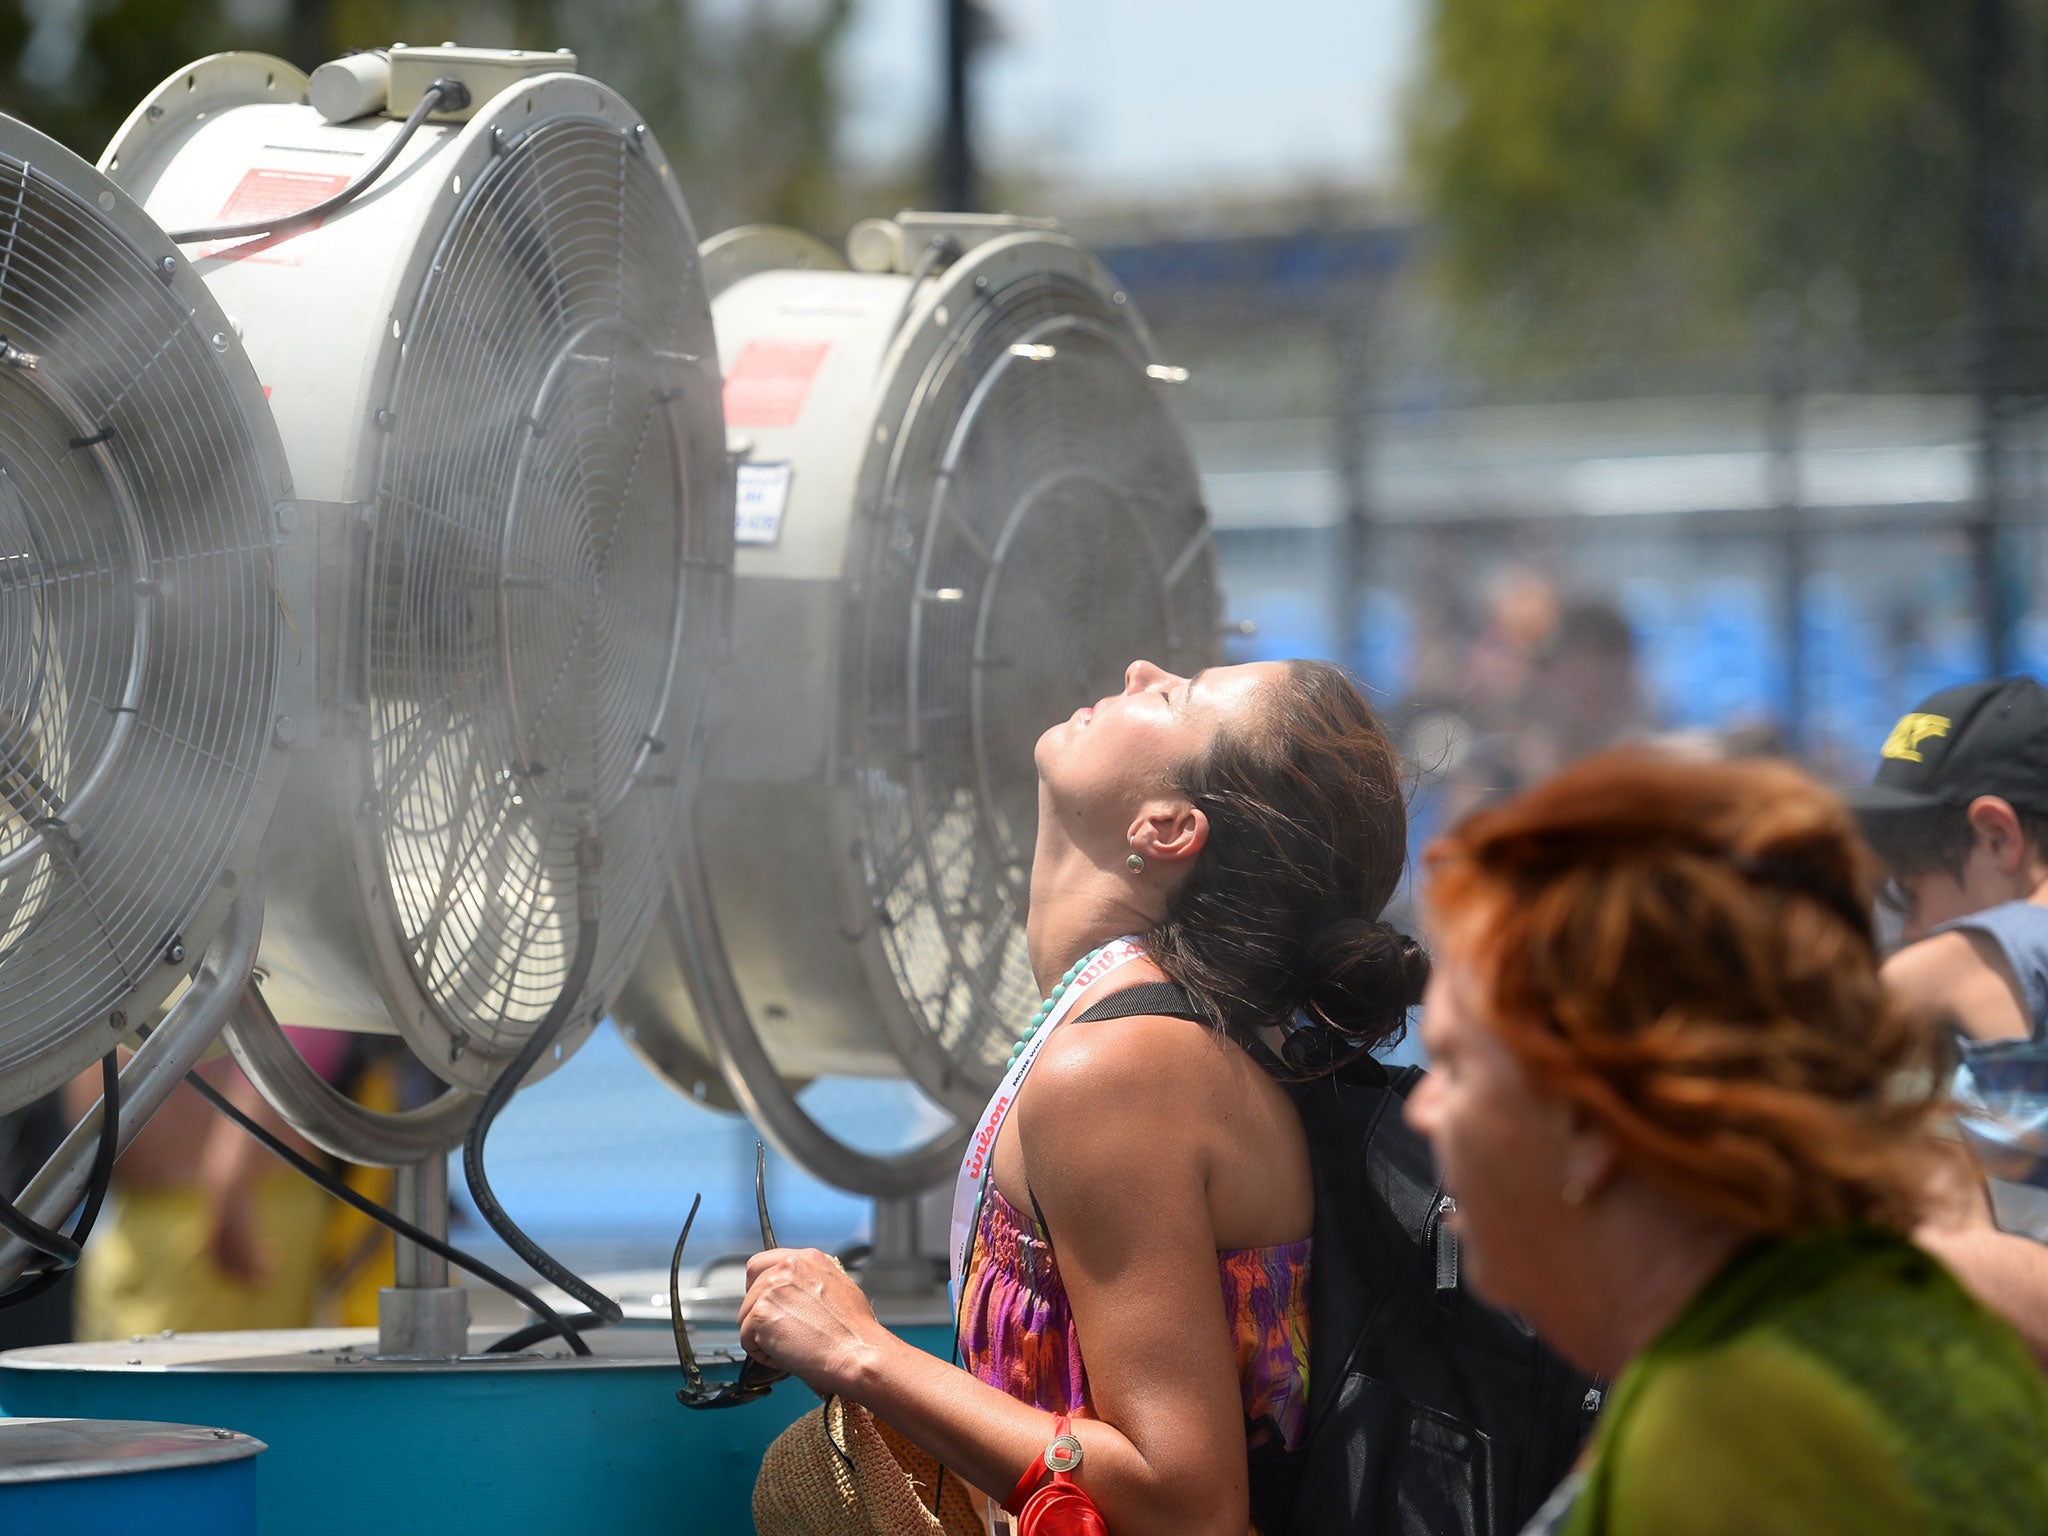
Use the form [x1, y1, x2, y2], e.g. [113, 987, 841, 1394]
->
[613, 219, 1221, 1113]
[0, 112, 296, 1113]
[103, 55, 728, 1090]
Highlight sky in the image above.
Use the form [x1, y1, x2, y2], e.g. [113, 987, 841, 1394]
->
[17, 0, 1424, 200]
[835, 0, 1426, 198]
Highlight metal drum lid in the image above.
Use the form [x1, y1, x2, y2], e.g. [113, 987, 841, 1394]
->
[0, 1418, 264, 1483]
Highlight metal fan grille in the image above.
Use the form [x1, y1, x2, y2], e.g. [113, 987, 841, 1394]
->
[367, 115, 707, 1055]
[854, 272, 1220, 1091]
[0, 148, 282, 1109]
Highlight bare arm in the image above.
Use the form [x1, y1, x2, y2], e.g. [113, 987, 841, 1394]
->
[1916, 1140, 2048, 1365]
[740, 1017, 1254, 1536]
[1885, 944, 2048, 1360]
[1918, 1223, 2048, 1366]
[1883, 934, 2029, 1043]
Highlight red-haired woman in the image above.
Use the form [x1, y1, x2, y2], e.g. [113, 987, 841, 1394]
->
[1408, 749, 2048, 1535]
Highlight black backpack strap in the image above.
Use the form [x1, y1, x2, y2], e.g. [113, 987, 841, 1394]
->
[1073, 981, 1294, 1077]
[1025, 981, 1204, 1247]
[1072, 980, 1205, 1023]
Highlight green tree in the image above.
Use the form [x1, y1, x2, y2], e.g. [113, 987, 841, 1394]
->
[0, 0, 249, 154]
[1413, 0, 2031, 365]
[0, 0, 853, 236]
[562, 0, 854, 233]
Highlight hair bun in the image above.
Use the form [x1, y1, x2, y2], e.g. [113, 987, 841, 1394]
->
[1303, 917, 1431, 1023]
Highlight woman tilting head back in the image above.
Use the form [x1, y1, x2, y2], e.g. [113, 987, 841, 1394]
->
[1031, 657, 1425, 1061]
[743, 658, 1422, 1536]
[1408, 748, 2048, 1536]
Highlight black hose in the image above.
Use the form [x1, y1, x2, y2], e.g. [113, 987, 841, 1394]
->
[184, 1072, 593, 1356]
[0, 1051, 120, 1309]
[485, 1309, 612, 1355]
[880, 234, 960, 353]
[167, 77, 472, 246]
[0, 1189, 78, 1270]
[460, 835, 624, 1328]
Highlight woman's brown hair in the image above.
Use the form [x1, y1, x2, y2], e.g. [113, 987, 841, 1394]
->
[1148, 659, 1427, 1071]
[1425, 747, 1938, 1234]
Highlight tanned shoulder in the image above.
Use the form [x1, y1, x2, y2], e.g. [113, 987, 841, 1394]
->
[1882, 930, 2030, 1043]
[1025, 1009, 1234, 1132]
[1015, 1011, 1236, 1182]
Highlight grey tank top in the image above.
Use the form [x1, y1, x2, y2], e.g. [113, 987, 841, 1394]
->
[1932, 900, 2048, 1038]
[1931, 901, 2048, 1238]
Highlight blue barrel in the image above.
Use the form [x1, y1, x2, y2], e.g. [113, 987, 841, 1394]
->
[1, 1307, 951, 1536]
[0, 1416, 264, 1531]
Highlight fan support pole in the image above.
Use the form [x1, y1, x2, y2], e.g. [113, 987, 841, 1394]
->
[864, 1194, 946, 1304]
[378, 1156, 470, 1357]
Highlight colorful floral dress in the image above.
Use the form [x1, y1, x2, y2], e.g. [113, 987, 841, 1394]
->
[957, 1184, 1311, 1535]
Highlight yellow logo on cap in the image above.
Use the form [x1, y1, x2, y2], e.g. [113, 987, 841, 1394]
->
[1881, 712, 1952, 763]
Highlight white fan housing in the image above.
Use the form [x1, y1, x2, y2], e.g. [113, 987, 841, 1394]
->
[0, 111, 296, 1112]
[102, 50, 728, 1092]
[614, 214, 1221, 1120]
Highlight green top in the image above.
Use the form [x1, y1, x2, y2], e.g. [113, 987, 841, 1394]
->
[1535, 1225, 2048, 1536]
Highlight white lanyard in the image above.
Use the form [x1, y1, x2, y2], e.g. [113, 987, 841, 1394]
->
[949, 936, 1148, 1306]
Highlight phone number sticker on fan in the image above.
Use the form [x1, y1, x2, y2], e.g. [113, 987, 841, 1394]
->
[734, 461, 794, 546]
[198, 168, 351, 265]
[723, 340, 831, 428]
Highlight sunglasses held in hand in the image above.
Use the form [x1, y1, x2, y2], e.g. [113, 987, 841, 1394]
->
[671, 1141, 791, 1409]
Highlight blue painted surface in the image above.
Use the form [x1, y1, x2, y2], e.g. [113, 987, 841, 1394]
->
[0, 1454, 257, 1531]
[4, 1356, 794, 1536]
[1, 1327, 955, 1536]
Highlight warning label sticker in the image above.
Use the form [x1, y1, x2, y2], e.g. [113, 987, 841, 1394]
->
[734, 461, 794, 545]
[198, 169, 352, 266]
[723, 340, 831, 428]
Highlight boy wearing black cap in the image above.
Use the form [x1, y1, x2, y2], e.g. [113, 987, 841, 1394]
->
[1851, 676, 2048, 1359]
[1854, 677, 2048, 1038]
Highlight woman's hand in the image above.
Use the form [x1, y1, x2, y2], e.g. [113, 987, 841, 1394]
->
[738, 1247, 895, 1396]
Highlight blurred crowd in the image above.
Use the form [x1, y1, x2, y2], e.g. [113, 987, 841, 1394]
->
[1381, 565, 1798, 850]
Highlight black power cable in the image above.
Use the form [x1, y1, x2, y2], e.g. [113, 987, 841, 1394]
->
[184, 1072, 595, 1356]
[461, 836, 625, 1331]
[183, 836, 619, 1355]
[0, 1183, 79, 1270]
[880, 234, 960, 351]
[167, 77, 473, 246]
[1, 1051, 120, 1310]
[484, 1309, 609, 1356]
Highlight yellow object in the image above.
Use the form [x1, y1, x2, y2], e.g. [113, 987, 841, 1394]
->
[316, 1056, 401, 1327]
[76, 1171, 331, 1339]
[1880, 712, 1952, 763]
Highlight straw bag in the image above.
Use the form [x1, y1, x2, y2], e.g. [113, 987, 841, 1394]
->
[754, 1395, 987, 1536]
